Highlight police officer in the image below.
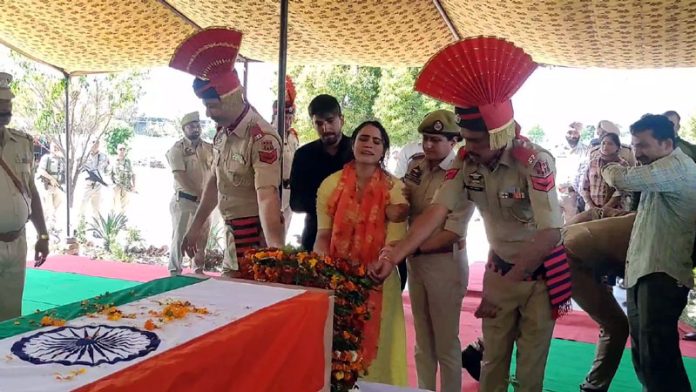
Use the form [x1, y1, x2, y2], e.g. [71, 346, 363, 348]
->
[404, 110, 474, 392]
[587, 120, 635, 166]
[36, 142, 65, 228]
[374, 38, 570, 392]
[166, 112, 213, 275]
[79, 139, 109, 222]
[110, 143, 135, 214]
[272, 76, 299, 236]
[170, 28, 284, 277]
[0, 72, 49, 321]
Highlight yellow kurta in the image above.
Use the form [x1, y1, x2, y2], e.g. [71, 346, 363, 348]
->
[316, 169, 408, 386]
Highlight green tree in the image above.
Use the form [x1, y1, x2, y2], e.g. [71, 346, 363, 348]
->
[284, 65, 381, 144]
[9, 51, 147, 206]
[683, 115, 696, 143]
[105, 126, 134, 154]
[525, 124, 546, 144]
[581, 125, 595, 143]
[373, 68, 448, 146]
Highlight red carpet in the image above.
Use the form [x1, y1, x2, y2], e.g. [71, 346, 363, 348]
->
[26, 255, 219, 282]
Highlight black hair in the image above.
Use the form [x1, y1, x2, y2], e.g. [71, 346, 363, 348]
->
[454, 106, 487, 132]
[308, 94, 342, 118]
[351, 120, 391, 165]
[600, 132, 621, 149]
[663, 110, 680, 121]
[630, 114, 676, 145]
[192, 78, 220, 100]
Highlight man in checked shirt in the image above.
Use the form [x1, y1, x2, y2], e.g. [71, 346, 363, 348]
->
[602, 114, 696, 392]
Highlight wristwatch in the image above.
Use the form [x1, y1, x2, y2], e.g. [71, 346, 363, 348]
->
[38, 233, 50, 241]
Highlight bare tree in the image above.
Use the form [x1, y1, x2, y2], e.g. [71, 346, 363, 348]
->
[9, 52, 147, 207]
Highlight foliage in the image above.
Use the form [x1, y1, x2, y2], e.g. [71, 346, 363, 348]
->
[87, 212, 128, 252]
[74, 218, 88, 244]
[206, 222, 224, 253]
[581, 125, 595, 143]
[8, 50, 147, 207]
[372, 68, 449, 146]
[683, 115, 696, 144]
[525, 124, 546, 144]
[284, 65, 381, 144]
[105, 126, 134, 155]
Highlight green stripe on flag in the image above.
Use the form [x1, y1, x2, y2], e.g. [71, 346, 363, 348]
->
[0, 276, 206, 339]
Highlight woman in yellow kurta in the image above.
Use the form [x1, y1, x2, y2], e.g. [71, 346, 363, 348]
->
[314, 121, 408, 386]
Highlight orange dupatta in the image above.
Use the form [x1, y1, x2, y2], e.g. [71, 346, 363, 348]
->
[326, 162, 390, 368]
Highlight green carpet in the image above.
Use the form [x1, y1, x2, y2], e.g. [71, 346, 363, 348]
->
[508, 338, 696, 391]
[21, 269, 139, 315]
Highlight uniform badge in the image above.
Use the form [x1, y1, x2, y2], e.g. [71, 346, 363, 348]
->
[404, 166, 423, 185]
[465, 171, 485, 191]
[184, 146, 195, 156]
[433, 120, 443, 131]
[444, 168, 459, 180]
[250, 123, 265, 142]
[261, 139, 275, 151]
[530, 158, 555, 192]
[258, 149, 278, 164]
[231, 153, 246, 164]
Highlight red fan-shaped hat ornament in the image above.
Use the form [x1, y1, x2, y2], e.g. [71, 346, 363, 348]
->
[415, 37, 537, 149]
[170, 27, 243, 98]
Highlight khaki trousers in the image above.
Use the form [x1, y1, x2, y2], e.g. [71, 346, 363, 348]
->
[563, 213, 635, 391]
[408, 244, 468, 392]
[168, 196, 209, 274]
[79, 181, 102, 221]
[480, 265, 555, 392]
[0, 230, 27, 322]
[42, 184, 64, 227]
[112, 186, 130, 214]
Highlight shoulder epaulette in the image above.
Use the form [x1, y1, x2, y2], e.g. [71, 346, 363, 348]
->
[250, 123, 265, 142]
[511, 140, 538, 167]
[8, 128, 33, 142]
[456, 146, 468, 161]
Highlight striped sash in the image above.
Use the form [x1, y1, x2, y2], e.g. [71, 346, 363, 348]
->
[543, 245, 572, 319]
[225, 216, 266, 259]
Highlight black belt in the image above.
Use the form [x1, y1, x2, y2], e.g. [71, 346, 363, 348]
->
[178, 191, 199, 203]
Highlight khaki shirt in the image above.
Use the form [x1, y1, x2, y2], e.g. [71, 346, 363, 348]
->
[213, 107, 281, 220]
[434, 141, 563, 262]
[166, 137, 214, 197]
[403, 150, 474, 239]
[0, 127, 34, 232]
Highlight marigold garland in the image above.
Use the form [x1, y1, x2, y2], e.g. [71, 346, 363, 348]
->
[239, 248, 375, 392]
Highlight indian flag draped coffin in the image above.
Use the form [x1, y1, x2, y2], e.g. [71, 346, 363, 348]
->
[0, 277, 331, 391]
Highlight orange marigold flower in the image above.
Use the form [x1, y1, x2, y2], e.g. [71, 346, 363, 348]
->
[144, 319, 157, 331]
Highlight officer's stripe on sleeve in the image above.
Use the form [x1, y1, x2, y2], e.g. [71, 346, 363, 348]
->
[530, 174, 555, 192]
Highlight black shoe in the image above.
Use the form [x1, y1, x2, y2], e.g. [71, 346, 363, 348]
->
[461, 344, 483, 381]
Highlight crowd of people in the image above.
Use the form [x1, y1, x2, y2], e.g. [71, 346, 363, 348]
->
[1, 27, 696, 392]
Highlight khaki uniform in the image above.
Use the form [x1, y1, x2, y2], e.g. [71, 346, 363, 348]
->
[110, 157, 134, 213]
[0, 127, 35, 321]
[434, 141, 563, 392]
[166, 137, 214, 274]
[563, 210, 634, 391]
[214, 107, 281, 273]
[282, 130, 299, 235]
[79, 151, 109, 221]
[37, 153, 65, 227]
[404, 150, 474, 392]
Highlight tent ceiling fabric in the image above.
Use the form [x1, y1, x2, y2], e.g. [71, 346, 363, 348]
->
[442, 0, 696, 68]
[168, 0, 453, 67]
[0, 0, 196, 74]
[1, 0, 696, 74]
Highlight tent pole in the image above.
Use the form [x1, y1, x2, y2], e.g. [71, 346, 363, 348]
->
[63, 72, 71, 236]
[243, 59, 249, 100]
[277, 0, 289, 204]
